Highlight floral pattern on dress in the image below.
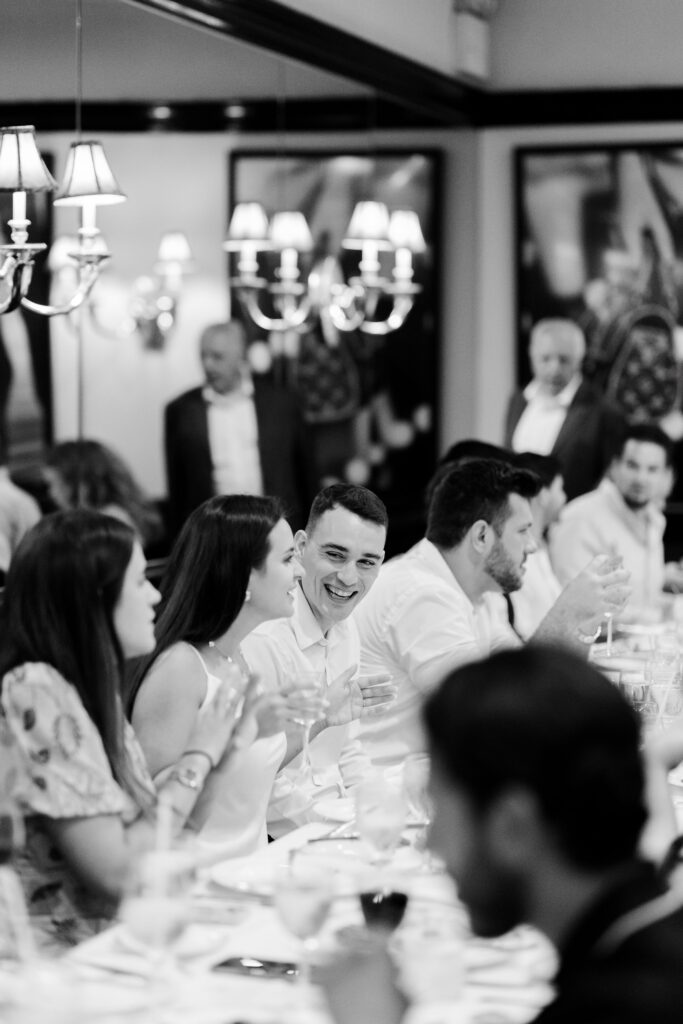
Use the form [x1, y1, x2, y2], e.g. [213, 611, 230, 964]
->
[0, 662, 156, 951]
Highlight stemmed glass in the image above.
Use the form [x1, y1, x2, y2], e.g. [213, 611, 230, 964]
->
[403, 754, 432, 849]
[117, 849, 193, 1004]
[354, 775, 407, 868]
[601, 552, 624, 658]
[285, 670, 326, 784]
[273, 856, 333, 994]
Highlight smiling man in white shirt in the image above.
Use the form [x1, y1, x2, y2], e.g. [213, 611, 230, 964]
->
[241, 483, 395, 835]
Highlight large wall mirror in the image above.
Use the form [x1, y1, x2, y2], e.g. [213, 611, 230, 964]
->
[1, 0, 447, 553]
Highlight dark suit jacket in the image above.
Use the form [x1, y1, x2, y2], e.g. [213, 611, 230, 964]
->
[504, 379, 625, 501]
[164, 381, 314, 536]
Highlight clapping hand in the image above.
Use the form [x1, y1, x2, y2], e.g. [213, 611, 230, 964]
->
[324, 668, 396, 727]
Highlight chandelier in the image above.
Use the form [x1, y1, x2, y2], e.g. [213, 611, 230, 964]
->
[224, 199, 426, 336]
[0, 1, 125, 318]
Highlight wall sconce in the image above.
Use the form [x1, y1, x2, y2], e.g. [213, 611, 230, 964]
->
[50, 231, 193, 349]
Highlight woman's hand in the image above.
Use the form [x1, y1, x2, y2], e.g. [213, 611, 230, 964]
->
[184, 675, 245, 767]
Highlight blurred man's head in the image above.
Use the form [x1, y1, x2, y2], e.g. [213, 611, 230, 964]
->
[296, 484, 387, 633]
[200, 320, 248, 395]
[529, 319, 585, 397]
[609, 423, 673, 512]
[513, 452, 566, 535]
[426, 459, 540, 593]
[423, 647, 646, 938]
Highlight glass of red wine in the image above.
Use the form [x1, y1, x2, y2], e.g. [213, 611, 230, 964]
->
[359, 889, 409, 934]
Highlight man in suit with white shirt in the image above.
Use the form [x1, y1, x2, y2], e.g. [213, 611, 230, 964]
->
[164, 320, 313, 535]
[504, 318, 624, 501]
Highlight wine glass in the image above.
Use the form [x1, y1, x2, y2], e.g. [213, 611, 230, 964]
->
[273, 857, 333, 993]
[403, 753, 433, 857]
[285, 670, 326, 784]
[354, 775, 407, 868]
[601, 551, 624, 657]
[359, 888, 409, 935]
[117, 849, 193, 1000]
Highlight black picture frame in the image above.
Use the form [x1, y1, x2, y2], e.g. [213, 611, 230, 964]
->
[515, 143, 683, 428]
[228, 149, 441, 554]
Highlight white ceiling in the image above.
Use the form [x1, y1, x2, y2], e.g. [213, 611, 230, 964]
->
[0, 0, 368, 103]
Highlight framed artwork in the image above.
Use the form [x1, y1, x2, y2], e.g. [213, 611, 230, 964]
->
[515, 144, 683, 427]
[0, 161, 54, 470]
[229, 149, 441, 554]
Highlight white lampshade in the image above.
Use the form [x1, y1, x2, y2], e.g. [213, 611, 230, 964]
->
[156, 231, 193, 265]
[223, 202, 271, 251]
[342, 201, 393, 250]
[54, 140, 126, 206]
[0, 126, 57, 192]
[269, 211, 313, 252]
[388, 210, 426, 253]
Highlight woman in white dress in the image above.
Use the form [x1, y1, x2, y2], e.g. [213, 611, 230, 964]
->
[127, 494, 306, 856]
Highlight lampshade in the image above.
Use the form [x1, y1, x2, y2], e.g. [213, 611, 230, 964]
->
[54, 140, 126, 206]
[0, 126, 57, 192]
[388, 210, 426, 253]
[269, 211, 313, 252]
[156, 231, 193, 265]
[223, 202, 271, 251]
[342, 201, 393, 250]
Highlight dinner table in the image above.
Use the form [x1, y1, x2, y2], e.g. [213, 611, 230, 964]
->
[0, 793, 558, 1024]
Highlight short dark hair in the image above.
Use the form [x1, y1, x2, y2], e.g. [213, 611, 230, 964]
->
[426, 459, 540, 549]
[614, 423, 673, 466]
[425, 440, 514, 508]
[423, 646, 646, 870]
[513, 451, 563, 490]
[306, 484, 388, 534]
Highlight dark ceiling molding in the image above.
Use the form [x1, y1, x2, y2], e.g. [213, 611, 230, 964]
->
[0, 98, 446, 134]
[469, 87, 683, 128]
[120, 0, 475, 125]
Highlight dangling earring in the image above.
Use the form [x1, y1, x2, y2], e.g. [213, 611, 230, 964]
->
[245, 589, 251, 603]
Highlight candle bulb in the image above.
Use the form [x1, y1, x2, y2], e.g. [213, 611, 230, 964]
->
[12, 191, 26, 224]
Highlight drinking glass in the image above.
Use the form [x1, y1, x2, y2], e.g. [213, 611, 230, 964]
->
[359, 888, 408, 934]
[273, 858, 333, 991]
[285, 670, 326, 784]
[646, 634, 683, 732]
[355, 776, 407, 867]
[600, 552, 624, 657]
[117, 849, 193, 996]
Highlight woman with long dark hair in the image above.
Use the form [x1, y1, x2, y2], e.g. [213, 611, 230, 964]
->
[0, 510, 241, 949]
[128, 494, 305, 856]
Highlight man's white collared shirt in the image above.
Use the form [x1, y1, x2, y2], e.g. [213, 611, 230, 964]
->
[204, 383, 264, 497]
[354, 538, 518, 767]
[241, 586, 368, 834]
[511, 374, 582, 455]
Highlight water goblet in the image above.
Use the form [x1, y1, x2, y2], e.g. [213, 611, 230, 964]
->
[354, 775, 408, 868]
[117, 849, 193, 1002]
[284, 670, 326, 784]
[273, 857, 334, 992]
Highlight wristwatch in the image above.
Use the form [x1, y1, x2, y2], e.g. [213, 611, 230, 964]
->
[169, 766, 204, 791]
[576, 624, 603, 645]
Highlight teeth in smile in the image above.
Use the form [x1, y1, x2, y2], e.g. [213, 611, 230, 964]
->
[326, 585, 354, 599]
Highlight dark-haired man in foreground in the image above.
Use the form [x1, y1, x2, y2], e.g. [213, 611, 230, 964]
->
[323, 646, 683, 1024]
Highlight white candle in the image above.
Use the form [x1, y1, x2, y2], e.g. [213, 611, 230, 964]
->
[12, 191, 26, 224]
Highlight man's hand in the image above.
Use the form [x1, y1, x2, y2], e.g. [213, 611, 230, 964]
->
[534, 553, 631, 647]
[318, 936, 408, 1024]
[324, 669, 396, 727]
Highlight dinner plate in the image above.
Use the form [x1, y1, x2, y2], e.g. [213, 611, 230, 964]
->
[314, 796, 355, 823]
[117, 922, 225, 959]
[208, 857, 279, 900]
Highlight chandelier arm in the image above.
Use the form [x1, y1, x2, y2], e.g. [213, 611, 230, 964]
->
[238, 288, 312, 332]
[0, 257, 31, 315]
[358, 297, 416, 336]
[20, 262, 102, 318]
[326, 300, 366, 333]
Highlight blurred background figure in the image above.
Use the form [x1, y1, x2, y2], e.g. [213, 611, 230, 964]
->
[505, 318, 624, 501]
[0, 453, 41, 580]
[44, 439, 164, 554]
[164, 320, 314, 537]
